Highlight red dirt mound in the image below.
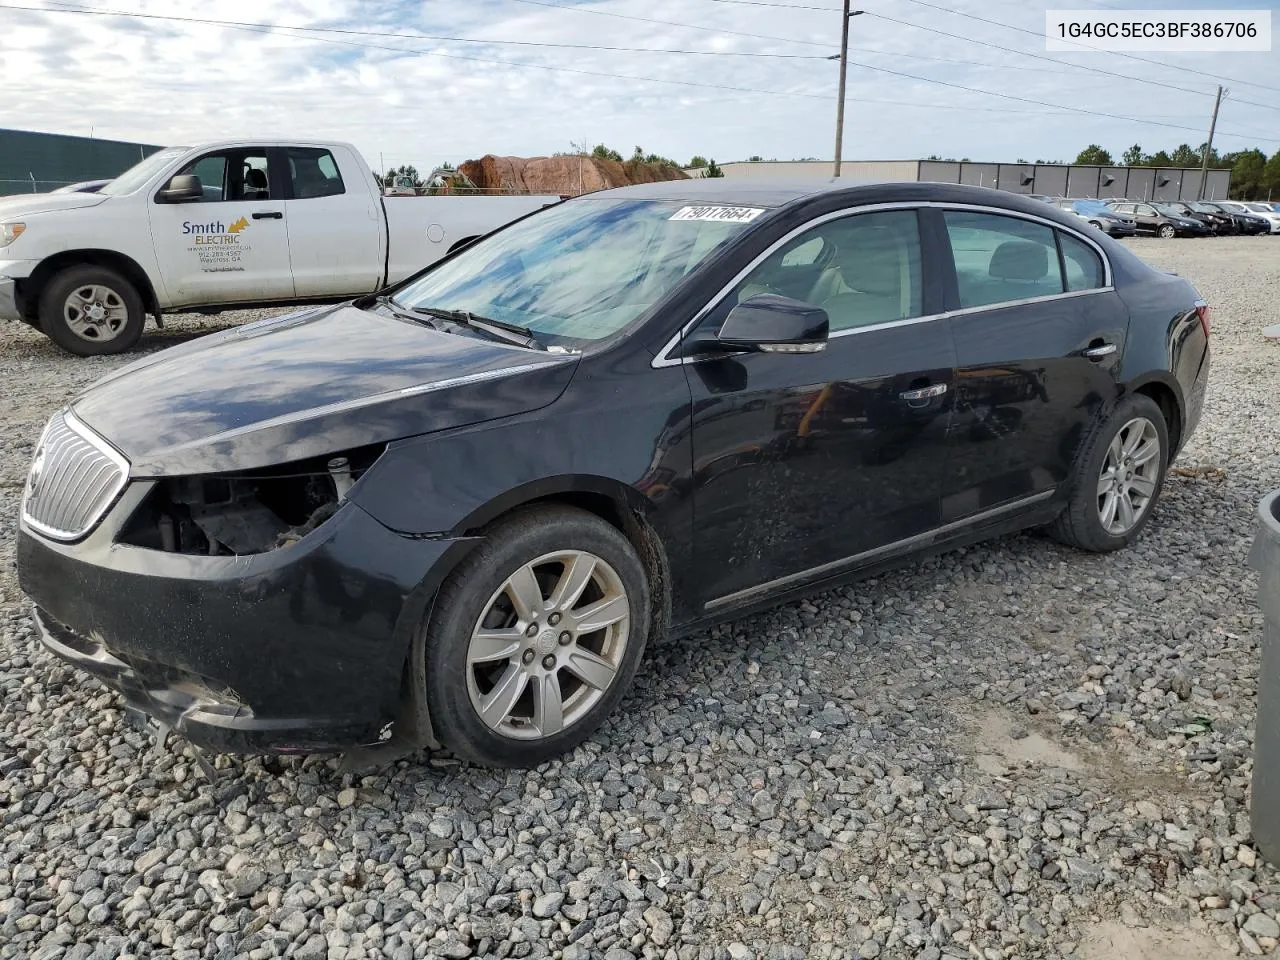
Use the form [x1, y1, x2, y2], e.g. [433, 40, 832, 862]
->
[459, 154, 688, 195]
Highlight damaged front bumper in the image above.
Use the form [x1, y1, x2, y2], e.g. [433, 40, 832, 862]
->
[18, 489, 471, 755]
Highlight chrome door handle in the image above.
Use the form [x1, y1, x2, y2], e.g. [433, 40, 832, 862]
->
[899, 383, 948, 401]
[1082, 343, 1117, 359]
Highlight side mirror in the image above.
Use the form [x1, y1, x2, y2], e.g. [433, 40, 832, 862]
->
[707, 293, 829, 355]
[156, 174, 203, 203]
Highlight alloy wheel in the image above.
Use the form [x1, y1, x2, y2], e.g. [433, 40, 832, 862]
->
[63, 284, 128, 342]
[465, 550, 630, 740]
[1097, 417, 1161, 535]
[1158, 225, 1176, 239]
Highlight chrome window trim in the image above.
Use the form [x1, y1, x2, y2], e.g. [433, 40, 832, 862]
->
[652, 200, 1114, 369]
[704, 488, 1055, 612]
[21, 410, 131, 542]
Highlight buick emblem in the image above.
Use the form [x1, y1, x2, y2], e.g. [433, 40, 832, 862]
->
[26, 445, 46, 503]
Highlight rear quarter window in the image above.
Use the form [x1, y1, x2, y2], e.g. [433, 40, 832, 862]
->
[1058, 232, 1106, 292]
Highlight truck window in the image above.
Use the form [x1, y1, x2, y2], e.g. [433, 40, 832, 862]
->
[287, 148, 346, 199]
[242, 155, 271, 201]
[174, 153, 228, 202]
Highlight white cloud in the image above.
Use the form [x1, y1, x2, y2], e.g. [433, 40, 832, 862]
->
[1, 0, 1276, 171]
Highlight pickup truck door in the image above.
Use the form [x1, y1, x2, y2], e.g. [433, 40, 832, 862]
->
[147, 147, 294, 306]
[282, 146, 384, 298]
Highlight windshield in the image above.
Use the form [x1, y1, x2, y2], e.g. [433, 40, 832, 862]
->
[98, 147, 189, 197]
[1152, 204, 1184, 217]
[1190, 203, 1220, 213]
[1245, 203, 1274, 213]
[1073, 200, 1110, 212]
[394, 198, 762, 345]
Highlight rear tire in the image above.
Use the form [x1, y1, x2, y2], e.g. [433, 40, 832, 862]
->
[423, 505, 650, 767]
[1048, 393, 1169, 552]
[39, 265, 145, 356]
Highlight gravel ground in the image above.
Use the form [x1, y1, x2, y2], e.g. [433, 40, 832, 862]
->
[2, 237, 1279, 960]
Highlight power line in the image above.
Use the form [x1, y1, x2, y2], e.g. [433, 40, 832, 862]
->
[4, 2, 835, 101]
[890, 0, 1280, 99]
[504, 0, 831, 48]
[847, 45, 1087, 75]
[861, 7, 1280, 114]
[690, 0, 837, 8]
[843, 55, 1280, 144]
[0, 1, 1092, 115]
[692, 0, 1280, 108]
[0, 1, 833, 58]
[8, 0, 1275, 143]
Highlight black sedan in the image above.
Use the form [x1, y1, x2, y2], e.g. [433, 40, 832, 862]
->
[1164, 200, 1234, 235]
[18, 180, 1211, 768]
[1106, 200, 1208, 238]
[1201, 201, 1271, 235]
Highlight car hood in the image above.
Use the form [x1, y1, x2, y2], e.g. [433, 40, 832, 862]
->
[72, 305, 580, 476]
[0, 192, 109, 219]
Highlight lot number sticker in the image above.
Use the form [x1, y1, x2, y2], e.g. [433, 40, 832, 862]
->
[669, 206, 765, 223]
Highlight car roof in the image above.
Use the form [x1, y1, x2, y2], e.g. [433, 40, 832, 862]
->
[574, 178, 1087, 219]
[583, 177, 848, 207]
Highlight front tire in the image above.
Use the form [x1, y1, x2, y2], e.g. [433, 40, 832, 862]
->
[39, 265, 145, 356]
[1049, 393, 1168, 552]
[1158, 224, 1177, 239]
[424, 505, 650, 767]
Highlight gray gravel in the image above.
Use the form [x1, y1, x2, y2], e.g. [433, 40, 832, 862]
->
[2, 238, 1280, 959]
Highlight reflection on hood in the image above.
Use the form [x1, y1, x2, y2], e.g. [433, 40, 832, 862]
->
[72, 305, 580, 476]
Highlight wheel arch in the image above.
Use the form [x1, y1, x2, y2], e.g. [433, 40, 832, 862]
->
[456, 477, 672, 638]
[23, 249, 161, 322]
[388, 476, 673, 754]
[1127, 374, 1184, 456]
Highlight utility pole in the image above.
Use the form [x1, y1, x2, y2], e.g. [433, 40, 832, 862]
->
[1199, 85, 1226, 200]
[832, 5, 863, 178]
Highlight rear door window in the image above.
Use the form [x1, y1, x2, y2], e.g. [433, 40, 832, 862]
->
[287, 148, 346, 199]
[943, 211, 1064, 309]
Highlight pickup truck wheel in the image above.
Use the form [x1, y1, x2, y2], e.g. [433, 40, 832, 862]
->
[39, 266, 145, 356]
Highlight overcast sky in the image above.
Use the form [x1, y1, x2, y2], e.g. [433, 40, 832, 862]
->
[2, 0, 1277, 172]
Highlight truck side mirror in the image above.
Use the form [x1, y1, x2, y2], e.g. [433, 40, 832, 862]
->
[156, 175, 203, 203]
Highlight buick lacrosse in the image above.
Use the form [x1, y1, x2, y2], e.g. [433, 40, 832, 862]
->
[19, 179, 1210, 767]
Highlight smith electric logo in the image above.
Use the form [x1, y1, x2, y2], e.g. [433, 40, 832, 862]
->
[182, 217, 250, 244]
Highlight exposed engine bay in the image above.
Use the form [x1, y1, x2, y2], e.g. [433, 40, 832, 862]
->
[119, 446, 384, 556]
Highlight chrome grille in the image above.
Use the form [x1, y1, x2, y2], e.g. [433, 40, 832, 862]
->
[21, 411, 129, 541]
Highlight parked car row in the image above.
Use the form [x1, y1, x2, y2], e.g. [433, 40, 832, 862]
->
[1038, 196, 1279, 238]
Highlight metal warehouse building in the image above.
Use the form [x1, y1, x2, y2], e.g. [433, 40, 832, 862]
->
[0, 128, 163, 196]
[707, 159, 1232, 201]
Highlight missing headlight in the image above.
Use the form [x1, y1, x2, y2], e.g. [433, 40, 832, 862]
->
[119, 446, 384, 556]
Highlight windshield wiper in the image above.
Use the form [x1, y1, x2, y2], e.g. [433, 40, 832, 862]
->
[373, 292, 436, 324]
[411, 305, 543, 350]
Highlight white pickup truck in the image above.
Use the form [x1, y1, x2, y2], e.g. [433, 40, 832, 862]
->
[0, 139, 560, 355]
